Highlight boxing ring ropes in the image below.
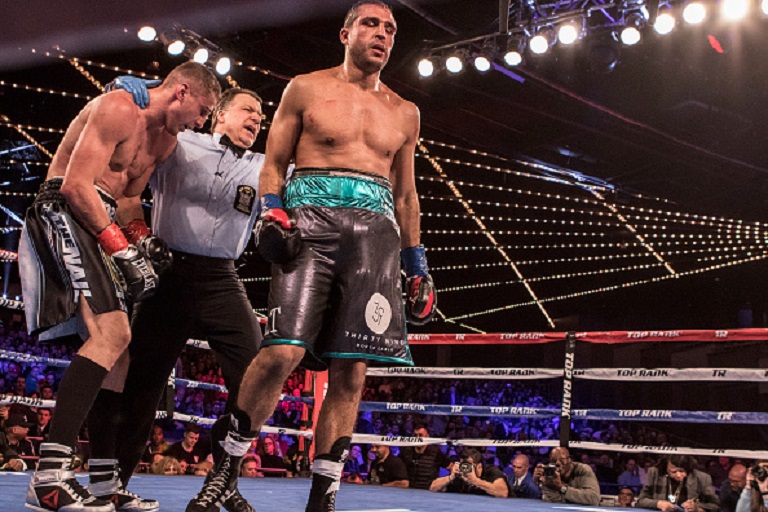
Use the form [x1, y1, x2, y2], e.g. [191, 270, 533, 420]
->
[4, 327, 768, 463]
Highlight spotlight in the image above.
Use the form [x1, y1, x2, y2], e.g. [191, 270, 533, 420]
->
[445, 49, 468, 74]
[620, 12, 646, 46]
[620, 26, 641, 46]
[721, 0, 749, 20]
[763, 0, 768, 15]
[473, 55, 491, 72]
[193, 47, 210, 64]
[473, 40, 496, 73]
[503, 38, 525, 66]
[504, 49, 523, 66]
[682, 2, 707, 24]
[215, 56, 231, 75]
[654, 12, 677, 34]
[167, 39, 186, 56]
[417, 57, 436, 77]
[530, 28, 554, 55]
[558, 23, 580, 45]
[137, 26, 157, 42]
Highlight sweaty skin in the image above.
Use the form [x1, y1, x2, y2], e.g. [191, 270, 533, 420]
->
[258, 3, 422, 248]
[49, 86, 215, 235]
[43, 79, 216, 371]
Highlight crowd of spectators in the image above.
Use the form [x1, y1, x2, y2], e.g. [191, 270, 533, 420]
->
[1, 324, 766, 509]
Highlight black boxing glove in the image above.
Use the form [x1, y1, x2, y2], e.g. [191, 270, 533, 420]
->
[97, 223, 158, 302]
[254, 194, 302, 264]
[401, 245, 437, 325]
[123, 219, 173, 276]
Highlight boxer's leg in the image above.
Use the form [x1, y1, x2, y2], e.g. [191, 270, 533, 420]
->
[305, 359, 367, 512]
[28, 299, 129, 512]
[186, 344, 305, 512]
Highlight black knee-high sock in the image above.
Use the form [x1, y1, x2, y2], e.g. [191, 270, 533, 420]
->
[48, 356, 109, 449]
[87, 389, 124, 459]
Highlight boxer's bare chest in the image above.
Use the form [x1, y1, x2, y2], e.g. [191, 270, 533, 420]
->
[301, 81, 407, 161]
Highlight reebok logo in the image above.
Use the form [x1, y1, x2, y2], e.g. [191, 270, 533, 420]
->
[41, 489, 60, 509]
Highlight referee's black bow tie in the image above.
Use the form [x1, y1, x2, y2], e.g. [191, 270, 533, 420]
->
[219, 134, 246, 158]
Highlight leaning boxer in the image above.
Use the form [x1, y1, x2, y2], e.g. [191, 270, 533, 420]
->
[187, 2, 437, 511]
[18, 62, 219, 512]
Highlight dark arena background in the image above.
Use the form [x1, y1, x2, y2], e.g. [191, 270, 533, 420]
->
[3, 1, 768, 511]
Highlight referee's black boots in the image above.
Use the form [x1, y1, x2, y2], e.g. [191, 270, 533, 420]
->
[186, 413, 257, 512]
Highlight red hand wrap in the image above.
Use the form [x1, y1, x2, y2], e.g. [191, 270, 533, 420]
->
[122, 219, 151, 244]
[96, 222, 130, 255]
[265, 208, 293, 230]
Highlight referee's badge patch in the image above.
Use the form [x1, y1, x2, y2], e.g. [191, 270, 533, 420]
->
[235, 185, 256, 214]
[365, 293, 392, 335]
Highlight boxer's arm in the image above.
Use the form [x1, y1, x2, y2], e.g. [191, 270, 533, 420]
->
[392, 103, 421, 248]
[259, 77, 305, 197]
[61, 95, 139, 235]
[116, 194, 145, 227]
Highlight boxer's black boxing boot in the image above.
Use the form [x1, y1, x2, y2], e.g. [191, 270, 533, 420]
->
[305, 437, 350, 512]
[211, 415, 255, 512]
[186, 411, 257, 512]
[221, 489, 254, 512]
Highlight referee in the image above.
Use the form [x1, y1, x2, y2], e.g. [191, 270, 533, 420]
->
[88, 85, 268, 512]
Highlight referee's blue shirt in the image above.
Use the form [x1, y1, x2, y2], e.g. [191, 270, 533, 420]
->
[150, 131, 263, 259]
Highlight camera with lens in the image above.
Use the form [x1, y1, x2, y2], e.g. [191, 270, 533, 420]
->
[543, 464, 558, 478]
[752, 464, 768, 483]
[458, 461, 475, 474]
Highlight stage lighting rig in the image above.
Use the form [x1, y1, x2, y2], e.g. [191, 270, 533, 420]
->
[139, 24, 233, 76]
[415, 0, 680, 76]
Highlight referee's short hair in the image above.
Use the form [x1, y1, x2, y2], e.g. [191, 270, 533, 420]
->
[211, 88, 263, 133]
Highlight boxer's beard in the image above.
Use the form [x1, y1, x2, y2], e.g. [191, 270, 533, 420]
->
[350, 44, 387, 74]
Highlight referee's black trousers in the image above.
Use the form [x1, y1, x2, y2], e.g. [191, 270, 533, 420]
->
[115, 252, 262, 482]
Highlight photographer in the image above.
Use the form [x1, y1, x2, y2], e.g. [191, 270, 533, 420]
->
[735, 461, 768, 512]
[534, 447, 600, 505]
[429, 448, 509, 498]
[636, 455, 718, 512]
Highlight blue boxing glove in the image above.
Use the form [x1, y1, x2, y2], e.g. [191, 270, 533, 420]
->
[401, 245, 437, 325]
[253, 194, 302, 264]
[106, 76, 161, 109]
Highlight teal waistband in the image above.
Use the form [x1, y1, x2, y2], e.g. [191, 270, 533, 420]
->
[285, 171, 395, 220]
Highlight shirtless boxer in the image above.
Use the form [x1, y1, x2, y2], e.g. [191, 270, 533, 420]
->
[186, 2, 436, 511]
[18, 61, 220, 511]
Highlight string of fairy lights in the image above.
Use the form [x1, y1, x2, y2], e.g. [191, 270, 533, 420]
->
[589, 188, 676, 274]
[421, 138, 677, 206]
[3, 48, 768, 332]
[418, 141, 556, 329]
[446, 251, 768, 322]
[421, 191, 767, 233]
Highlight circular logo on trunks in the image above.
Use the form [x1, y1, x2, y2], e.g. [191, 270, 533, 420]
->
[365, 293, 392, 334]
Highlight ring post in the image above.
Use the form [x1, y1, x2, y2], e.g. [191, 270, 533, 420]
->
[165, 366, 176, 418]
[559, 331, 576, 448]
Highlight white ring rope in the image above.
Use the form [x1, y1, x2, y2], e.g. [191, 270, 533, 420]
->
[155, 411, 314, 438]
[5, 332, 768, 458]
